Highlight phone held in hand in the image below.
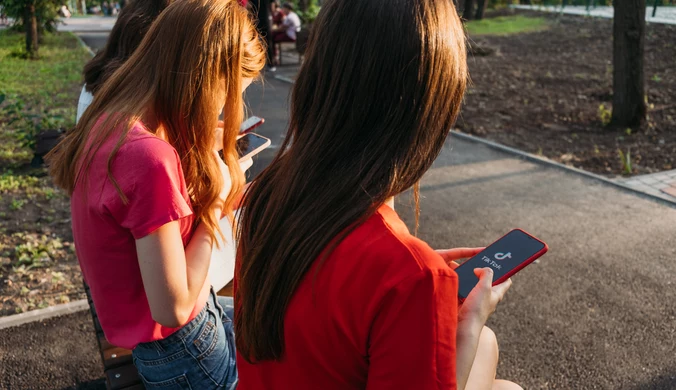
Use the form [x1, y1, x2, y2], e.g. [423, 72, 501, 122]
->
[240, 116, 264, 134]
[454, 229, 548, 301]
[236, 133, 271, 162]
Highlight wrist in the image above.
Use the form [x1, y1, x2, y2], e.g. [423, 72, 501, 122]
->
[456, 316, 484, 338]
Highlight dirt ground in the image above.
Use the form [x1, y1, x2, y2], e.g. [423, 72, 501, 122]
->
[459, 11, 676, 176]
[0, 168, 84, 317]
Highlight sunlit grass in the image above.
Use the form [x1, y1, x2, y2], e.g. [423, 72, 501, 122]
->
[0, 30, 89, 98]
[466, 15, 549, 36]
[0, 30, 89, 169]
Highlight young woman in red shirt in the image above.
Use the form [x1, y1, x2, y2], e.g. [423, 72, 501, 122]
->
[235, 0, 522, 389]
[48, 0, 265, 388]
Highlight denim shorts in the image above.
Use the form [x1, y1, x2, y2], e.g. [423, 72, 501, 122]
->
[132, 288, 237, 389]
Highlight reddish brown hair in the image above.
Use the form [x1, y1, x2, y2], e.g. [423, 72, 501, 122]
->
[48, 0, 265, 242]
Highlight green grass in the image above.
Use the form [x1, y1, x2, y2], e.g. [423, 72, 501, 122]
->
[0, 30, 90, 168]
[465, 15, 549, 36]
[0, 30, 89, 97]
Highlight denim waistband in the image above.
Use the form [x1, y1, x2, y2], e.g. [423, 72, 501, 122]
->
[138, 287, 219, 351]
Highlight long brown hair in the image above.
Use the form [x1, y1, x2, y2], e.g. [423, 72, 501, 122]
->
[48, 0, 265, 242]
[236, 0, 468, 362]
[83, 0, 173, 94]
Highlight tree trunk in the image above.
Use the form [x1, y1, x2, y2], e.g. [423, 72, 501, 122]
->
[610, 0, 647, 128]
[462, 0, 474, 20]
[475, 0, 486, 20]
[297, 0, 307, 12]
[24, 2, 39, 59]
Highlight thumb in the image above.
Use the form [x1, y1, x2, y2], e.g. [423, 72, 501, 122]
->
[474, 267, 494, 290]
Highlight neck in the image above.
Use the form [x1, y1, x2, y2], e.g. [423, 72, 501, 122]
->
[141, 110, 163, 139]
[385, 197, 394, 210]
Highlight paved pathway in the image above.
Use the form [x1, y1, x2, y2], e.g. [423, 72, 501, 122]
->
[512, 5, 676, 25]
[57, 16, 117, 32]
[619, 169, 676, 201]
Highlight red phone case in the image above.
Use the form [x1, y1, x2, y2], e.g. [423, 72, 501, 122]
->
[457, 229, 548, 302]
[240, 117, 265, 134]
[491, 228, 548, 286]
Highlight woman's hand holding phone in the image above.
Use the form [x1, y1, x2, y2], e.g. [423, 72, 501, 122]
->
[236, 132, 253, 172]
[458, 268, 512, 327]
[436, 247, 483, 269]
[449, 257, 512, 390]
[436, 247, 512, 323]
[214, 121, 253, 173]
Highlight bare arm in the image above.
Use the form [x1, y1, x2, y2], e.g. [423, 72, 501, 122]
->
[436, 249, 511, 390]
[455, 268, 512, 390]
[455, 317, 484, 390]
[135, 219, 216, 328]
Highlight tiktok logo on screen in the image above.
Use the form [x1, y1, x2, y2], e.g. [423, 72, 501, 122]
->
[481, 252, 511, 270]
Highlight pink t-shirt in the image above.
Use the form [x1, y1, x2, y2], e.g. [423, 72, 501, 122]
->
[71, 120, 210, 349]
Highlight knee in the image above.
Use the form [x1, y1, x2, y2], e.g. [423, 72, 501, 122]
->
[479, 326, 499, 361]
[493, 379, 524, 390]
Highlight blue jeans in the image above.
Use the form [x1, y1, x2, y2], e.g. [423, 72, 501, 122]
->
[132, 289, 237, 389]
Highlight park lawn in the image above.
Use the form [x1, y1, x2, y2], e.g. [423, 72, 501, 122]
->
[0, 30, 90, 316]
[0, 29, 90, 167]
[465, 15, 549, 36]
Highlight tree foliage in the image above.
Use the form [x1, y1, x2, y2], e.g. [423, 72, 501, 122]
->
[0, 0, 62, 33]
[0, 0, 61, 58]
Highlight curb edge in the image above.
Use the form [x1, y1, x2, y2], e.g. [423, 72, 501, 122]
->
[71, 32, 96, 57]
[0, 299, 89, 331]
[450, 130, 676, 208]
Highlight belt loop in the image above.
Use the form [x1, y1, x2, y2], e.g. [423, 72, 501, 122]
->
[211, 287, 225, 318]
[153, 340, 165, 353]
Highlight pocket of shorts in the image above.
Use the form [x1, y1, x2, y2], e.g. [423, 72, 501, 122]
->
[192, 311, 221, 360]
[138, 373, 192, 389]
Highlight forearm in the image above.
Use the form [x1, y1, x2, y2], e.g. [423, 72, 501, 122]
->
[455, 318, 484, 390]
[183, 222, 214, 307]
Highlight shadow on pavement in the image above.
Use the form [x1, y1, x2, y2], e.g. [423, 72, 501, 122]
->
[60, 378, 106, 390]
[623, 371, 676, 390]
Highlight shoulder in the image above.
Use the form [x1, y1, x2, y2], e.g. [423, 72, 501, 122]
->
[339, 206, 456, 287]
[107, 123, 183, 185]
[117, 124, 179, 166]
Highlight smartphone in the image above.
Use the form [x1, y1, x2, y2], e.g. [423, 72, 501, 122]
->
[236, 133, 271, 162]
[240, 116, 264, 134]
[455, 229, 548, 300]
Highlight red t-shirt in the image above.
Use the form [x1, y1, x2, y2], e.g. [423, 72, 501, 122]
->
[71, 121, 210, 349]
[236, 205, 459, 389]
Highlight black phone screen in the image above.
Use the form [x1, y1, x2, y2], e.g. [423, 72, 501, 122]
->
[455, 229, 546, 299]
[236, 133, 267, 159]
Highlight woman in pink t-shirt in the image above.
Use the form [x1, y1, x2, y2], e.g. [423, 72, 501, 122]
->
[47, 0, 265, 388]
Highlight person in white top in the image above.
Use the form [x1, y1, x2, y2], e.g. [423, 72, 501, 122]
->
[77, 86, 94, 123]
[270, 2, 301, 66]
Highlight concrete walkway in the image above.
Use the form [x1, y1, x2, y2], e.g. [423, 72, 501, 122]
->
[57, 16, 117, 32]
[512, 5, 676, 25]
[2, 48, 675, 389]
[619, 169, 676, 202]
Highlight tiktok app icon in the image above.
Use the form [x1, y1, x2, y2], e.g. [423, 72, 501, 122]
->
[494, 252, 511, 261]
